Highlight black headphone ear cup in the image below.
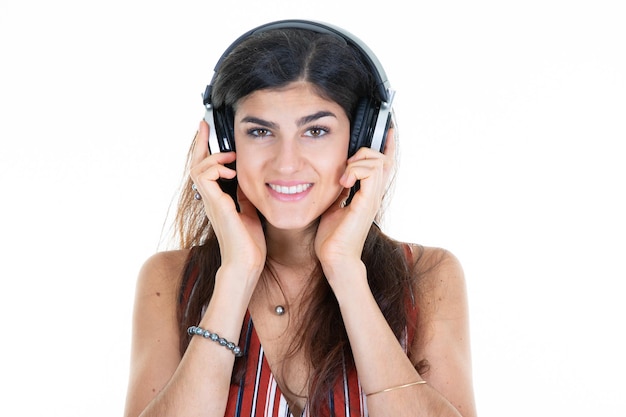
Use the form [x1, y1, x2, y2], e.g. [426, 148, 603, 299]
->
[349, 97, 377, 157]
[224, 107, 236, 151]
[213, 106, 236, 152]
[211, 105, 239, 210]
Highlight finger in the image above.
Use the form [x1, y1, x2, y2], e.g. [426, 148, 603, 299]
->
[189, 152, 237, 206]
[340, 161, 386, 212]
[382, 126, 396, 158]
[190, 151, 237, 182]
[382, 127, 397, 186]
[340, 158, 383, 188]
[190, 161, 237, 207]
[192, 160, 237, 185]
[346, 146, 384, 164]
[191, 120, 210, 168]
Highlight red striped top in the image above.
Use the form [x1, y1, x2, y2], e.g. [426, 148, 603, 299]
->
[224, 311, 370, 417]
[181, 244, 417, 417]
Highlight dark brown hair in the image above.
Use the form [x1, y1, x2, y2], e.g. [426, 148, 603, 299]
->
[174, 27, 427, 415]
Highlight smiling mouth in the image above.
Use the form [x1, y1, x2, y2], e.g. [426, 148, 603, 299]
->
[268, 183, 313, 195]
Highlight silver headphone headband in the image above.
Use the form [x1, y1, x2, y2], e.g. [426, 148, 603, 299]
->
[208, 19, 392, 103]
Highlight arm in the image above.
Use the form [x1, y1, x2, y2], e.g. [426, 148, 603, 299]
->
[123, 250, 186, 417]
[123, 250, 262, 417]
[326, 247, 476, 417]
[410, 248, 476, 417]
[316, 129, 475, 416]
[124, 120, 266, 417]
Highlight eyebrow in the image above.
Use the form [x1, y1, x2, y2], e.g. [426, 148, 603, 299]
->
[240, 111, 337, 129]
[296, 111, 337, 126]
[240, 116, 278, 129]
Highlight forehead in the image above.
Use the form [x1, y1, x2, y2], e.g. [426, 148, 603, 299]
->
[235, 82, 342, 113]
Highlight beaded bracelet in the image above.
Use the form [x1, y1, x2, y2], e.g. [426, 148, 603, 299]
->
[187, 325, 243, 357]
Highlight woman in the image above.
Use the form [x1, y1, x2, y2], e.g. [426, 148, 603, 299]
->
[124, 20, 476, 417]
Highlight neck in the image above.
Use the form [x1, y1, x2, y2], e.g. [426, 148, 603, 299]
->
[260, 223, 320, 311]
[264, 222, 318, 269]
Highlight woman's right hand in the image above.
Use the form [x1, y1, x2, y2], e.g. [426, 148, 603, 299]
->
[190, 120, 266, 278]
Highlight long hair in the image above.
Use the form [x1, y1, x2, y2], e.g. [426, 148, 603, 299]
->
[174, 28, 427, 415]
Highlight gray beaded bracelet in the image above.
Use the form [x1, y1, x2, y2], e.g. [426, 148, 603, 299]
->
[187, 325, 243, 357]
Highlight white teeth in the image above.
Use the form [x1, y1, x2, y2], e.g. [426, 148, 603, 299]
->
[269, 183, 312, 195]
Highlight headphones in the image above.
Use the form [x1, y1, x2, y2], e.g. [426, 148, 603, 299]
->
[202, 19, 395, 158]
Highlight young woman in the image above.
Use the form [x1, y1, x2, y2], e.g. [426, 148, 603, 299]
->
[124, 20, 476, 417]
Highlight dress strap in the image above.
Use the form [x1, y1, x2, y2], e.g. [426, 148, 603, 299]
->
[402, 243, 419, 351]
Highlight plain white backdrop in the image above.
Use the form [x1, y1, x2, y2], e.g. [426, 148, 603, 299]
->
[1, 0, 624, 416]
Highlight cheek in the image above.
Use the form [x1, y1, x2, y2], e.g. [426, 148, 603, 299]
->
[329, 161, 346, 183]
[326, 151, 349, 178]
[234, 154, 260, 192]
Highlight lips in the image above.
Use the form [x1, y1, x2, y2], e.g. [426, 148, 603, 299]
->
[267, 183, 313, 195]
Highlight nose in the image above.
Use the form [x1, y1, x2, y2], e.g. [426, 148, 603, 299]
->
[273, 137, 303, 174]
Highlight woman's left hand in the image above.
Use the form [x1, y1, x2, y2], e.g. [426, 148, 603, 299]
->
[315, 129, 396, 281]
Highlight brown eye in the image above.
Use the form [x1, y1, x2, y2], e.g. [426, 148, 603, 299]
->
[305, 126, 329, 138]
[248, 128, 272, 138]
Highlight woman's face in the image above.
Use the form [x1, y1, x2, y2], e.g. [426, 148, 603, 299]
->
[234, 82, 350, 231]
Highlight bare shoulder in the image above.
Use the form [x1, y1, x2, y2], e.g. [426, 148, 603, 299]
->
[404, 244, 470, 350]
[139, 249, 191, 280]
[408, 244, 464, 279]
[407, 244, 467, 320]
[131, 249, 192, 345]
[135, 249, 191, 298]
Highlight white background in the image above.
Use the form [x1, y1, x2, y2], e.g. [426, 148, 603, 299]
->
[1, 0, 625, 416]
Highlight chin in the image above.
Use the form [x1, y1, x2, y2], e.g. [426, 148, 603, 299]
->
[261, 211, 320, 232]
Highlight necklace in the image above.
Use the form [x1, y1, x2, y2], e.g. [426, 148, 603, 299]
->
[274, 305, 286, 316]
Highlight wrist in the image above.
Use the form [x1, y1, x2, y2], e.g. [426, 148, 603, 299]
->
[198, 270, 256, 343]
[220, 255, 265, 277]
[322, 259, 367, 293]
[216, 263, 263, 290]
[203, 265, 261, 326]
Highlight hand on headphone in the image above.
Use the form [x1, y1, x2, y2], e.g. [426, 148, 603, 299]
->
[314, 127, 396, 284]
[190, 120, 267, 277]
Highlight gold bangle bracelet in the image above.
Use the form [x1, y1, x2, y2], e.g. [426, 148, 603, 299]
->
[366, 380, 427, 397]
